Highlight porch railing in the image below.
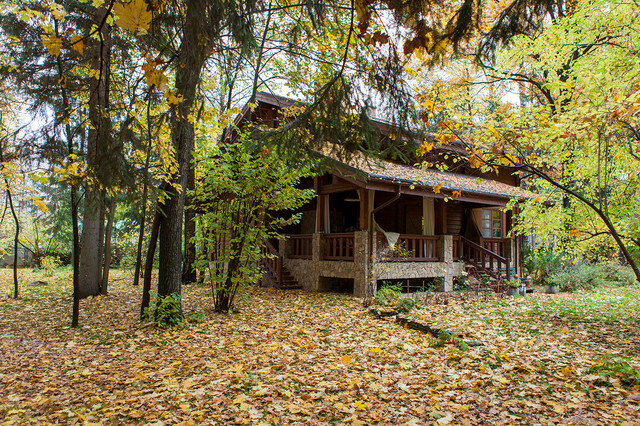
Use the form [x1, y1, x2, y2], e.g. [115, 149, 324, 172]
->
[377, 233, 441, 262]
[261, 240, 282, 284]
[289, 234, 313, 259]
[453, 236, 462, 261]
[396, 234, 440, 261]
[459, 236, 510, 281]
[480, 237, 509, 258]
[322, 233, 355, 260]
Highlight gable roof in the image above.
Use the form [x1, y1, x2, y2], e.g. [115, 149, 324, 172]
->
[232, 92, 536, 202]
[320, 145, 536, 201]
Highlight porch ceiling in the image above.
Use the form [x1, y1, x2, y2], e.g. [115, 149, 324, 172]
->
[319, 145, 537, 203]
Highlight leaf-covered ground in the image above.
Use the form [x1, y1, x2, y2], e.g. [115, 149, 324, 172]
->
[1, 268, 639, 424]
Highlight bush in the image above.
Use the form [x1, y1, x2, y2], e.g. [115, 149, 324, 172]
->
[528, 247, 563, 285]
[597, 262, 637, 286]
[145, 292, 183, 327]
[375, 283, 401, 306]
[192, 139, 315, 313]
[547, 262, 637, 292]
[39, 256, 61, 276]
[395, 297, 417, 314]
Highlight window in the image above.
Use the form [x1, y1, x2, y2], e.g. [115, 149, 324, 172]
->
[482, 209, 502, 238]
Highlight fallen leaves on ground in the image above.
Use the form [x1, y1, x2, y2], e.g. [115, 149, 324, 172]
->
[0, 268, 639, 424]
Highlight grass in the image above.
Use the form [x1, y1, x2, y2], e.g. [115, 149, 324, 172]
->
[0, 268, 639, 424]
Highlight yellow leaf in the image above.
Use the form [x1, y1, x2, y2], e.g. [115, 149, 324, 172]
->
[41, 34, 62, 57]
[369, 347, 381, 354]
[31, 197, 50, 214]
[452, 190, 461, 198]
[142, 60, 168, 90]
[417, 141, 433, 156]
[113, 0, 152, 35]
[339, 354, 352, 364]
[49, 3, 67, 21]
[71, 35, 84, 55]
[164, 90, 184, 106]
[232, 395, 246, 404]
[433, 183, 443, 194]
[468, 149, 483, 168]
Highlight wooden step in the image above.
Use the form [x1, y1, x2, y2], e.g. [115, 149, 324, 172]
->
[278, 283, 302, 290]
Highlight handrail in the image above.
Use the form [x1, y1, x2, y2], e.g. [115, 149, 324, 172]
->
[459, 236, 510, 281]
[463, 238, 508, 262]
[261, 240, 282, 284]
[480, 237, 509, 258]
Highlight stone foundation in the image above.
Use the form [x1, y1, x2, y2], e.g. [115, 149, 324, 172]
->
[281, 233, 466, 296]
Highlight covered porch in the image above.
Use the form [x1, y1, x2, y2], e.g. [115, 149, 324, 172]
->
[264, 175, 523, 296]
[260, 149, 536, 296]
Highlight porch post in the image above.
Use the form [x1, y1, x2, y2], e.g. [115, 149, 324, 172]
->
[442, 235, 454, 292]
[353, 230, 369, 298]
[358, 189, 368, 230]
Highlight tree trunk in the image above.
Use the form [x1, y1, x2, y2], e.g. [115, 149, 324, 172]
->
[78, 6, 112, 299]
[6, 183, 19, 299]
[141, 207, 161, 319]
[54, 21, 81, 327]
[157, 0, 209, 300]
[97, 194, 106, 285]
[79, 189, 103, 298]
[182, 164, 197, 284]
[133, 89, 155, 286]
[100, 198, 116, 295]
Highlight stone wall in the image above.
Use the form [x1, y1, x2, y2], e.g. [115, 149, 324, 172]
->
[281, 232, 464, 296]
[283, 258, 357, 291]
[374, 261, 464, 280]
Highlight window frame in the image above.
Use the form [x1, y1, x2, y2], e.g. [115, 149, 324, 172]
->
[481, 209, 502, 238]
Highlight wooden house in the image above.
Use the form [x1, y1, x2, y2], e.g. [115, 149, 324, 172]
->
[230, 92, 536, 296]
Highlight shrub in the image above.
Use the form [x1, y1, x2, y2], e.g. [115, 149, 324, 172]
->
[375, 282, 401, 306]
[39, 256, 61, 276]
[547, 262, 637, 292]
[145, 292, 183, 327]
[597, 262, 637, 286]
[453, 273, 470, 291]
[395, 297, 417, 314]
[192, 138, 314, 313]
[505, 278, 521, 289]
[531, 247, 563, 285]
[547, 264, 604, 292]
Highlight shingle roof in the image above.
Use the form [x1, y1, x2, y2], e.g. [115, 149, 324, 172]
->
[320, 145, 537, 200]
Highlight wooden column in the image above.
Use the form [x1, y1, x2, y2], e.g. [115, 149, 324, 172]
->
[358, 189, 369, 230]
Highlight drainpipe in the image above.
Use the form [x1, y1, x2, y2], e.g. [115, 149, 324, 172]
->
[366, 185, 402, 301]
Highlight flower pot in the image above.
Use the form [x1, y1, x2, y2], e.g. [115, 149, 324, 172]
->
[545, 284, 559, 294]
[506, 287, 520, 296]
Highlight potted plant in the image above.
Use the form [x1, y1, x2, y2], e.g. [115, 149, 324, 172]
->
[505, 278, 521, 296]
[544, 278, 560, 294]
